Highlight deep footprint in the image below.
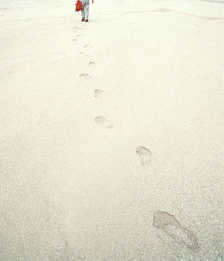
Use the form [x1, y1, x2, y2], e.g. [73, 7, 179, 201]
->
[136, 146, 152, 166]
[94, 117, 113, 128]
[153, 211, 199, 251]
[79, 73, 91, 79]
[88, 62, 95, 66]
[95, 89, 105, 98]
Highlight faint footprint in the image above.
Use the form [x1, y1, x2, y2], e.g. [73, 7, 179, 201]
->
[155, 8, 171, 13]
[79, 73, 91, 79]
[73, 39, 78, 42]
[95, 89, 105, 98]
[79, 52, 89, 56]
[94, 117, 113, 128]
[153, 211, 199, 251]
[136, 146, 152, 166]
[88, 62, 95, 67]
[84, 44, 92, 48]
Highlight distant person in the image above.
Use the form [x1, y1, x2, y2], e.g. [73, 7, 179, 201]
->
[81, 0, 94, 22]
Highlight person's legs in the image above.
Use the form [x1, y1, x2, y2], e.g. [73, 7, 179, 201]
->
[81, 9, 85, 21]
[84, 0, 90, 21]
[80, 0, 86, 21]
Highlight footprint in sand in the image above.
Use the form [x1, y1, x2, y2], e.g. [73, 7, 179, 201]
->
[88, 62, 95, 67]
[94, 117, 113, 129]
[153, 211, 199, 252]
[79, 73, 91, 79]
[95, 89, 105, 98]
[84, 44, 92, 48]
[79, 52, 89, 56]
[136, 146, 152, 166]
[155, 8, 171, 13]
[73, 39, 78, 42]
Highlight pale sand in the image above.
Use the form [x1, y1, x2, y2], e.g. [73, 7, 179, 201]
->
[0, 0, 224, 259]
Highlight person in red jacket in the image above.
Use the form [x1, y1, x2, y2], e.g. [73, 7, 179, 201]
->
[81, 0, 94, 22]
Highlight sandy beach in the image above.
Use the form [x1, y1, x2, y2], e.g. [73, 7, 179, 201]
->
[1, 0, 224, 259]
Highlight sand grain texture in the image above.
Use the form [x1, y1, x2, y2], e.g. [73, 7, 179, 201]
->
[0, 0, 224, 259]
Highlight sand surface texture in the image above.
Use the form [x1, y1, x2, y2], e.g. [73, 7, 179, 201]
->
[1, 0, 224, 259]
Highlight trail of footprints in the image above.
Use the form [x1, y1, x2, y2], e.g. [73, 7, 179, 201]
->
[74, 25, 199, 255]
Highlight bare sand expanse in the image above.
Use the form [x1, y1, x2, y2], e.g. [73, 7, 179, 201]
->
[1, 0, 224, 259]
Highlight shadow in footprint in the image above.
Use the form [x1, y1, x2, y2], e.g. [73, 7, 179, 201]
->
[95, 89, 105, 98]
[94, 117, 113, 129]
[88, 62, 95, 67]
[153, 211, 199, 252]
[136, 146, 152, 166]
[79, 73, 91, 79]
